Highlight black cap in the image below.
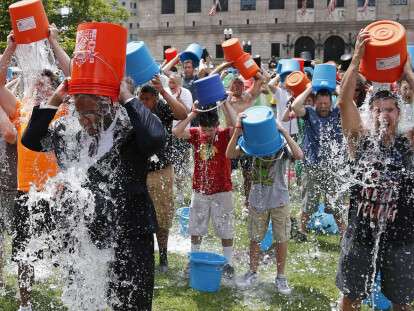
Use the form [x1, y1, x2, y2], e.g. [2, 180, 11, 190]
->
[340, 53, 352, 72]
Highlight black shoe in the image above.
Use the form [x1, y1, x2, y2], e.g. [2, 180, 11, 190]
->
[294, 231, 308, 242]
[222, 264, 235, 279]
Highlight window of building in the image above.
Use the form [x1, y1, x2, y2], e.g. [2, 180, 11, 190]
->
[129, 23, 133, 29]
[390, 0, 407, 4]
[122, 2, 125, 6]
[216, 0, 229, 12]
[243, 42, 252, 54]
[326, 0, 344, 6]
[271, 43, 280, 57]
[269, 0, 285, 9]
[134, 3, 137, 9]
[192, 21, 196, 27]
[357, 0, 375, 6]
[162, 0, 175, 14]
[297, 0, 314, 9]
[246, 19, 249, 24]
[188, 0, 201, 13]
[137, 23, 140, 28]
[241, 0, 256, 11]
[219, 20, 222, 25]
[216, 44, 224, 58]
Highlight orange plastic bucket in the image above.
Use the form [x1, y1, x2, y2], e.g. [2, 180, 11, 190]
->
[69, 22, 127, 101]
[360, 20, 407, 83]
[222, 38, 244, 62]
[285, 71, 310, 97]
[165, 48, 178, 62]
[234, 52, 260, 80]
[294, 58, 305, 72]
[9, 0, 49, 44]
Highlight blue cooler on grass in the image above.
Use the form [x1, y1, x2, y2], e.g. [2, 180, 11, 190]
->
[189, 252, 227, 292]
[126, 41, 160, 86]
[180, 43, 203, 68]
[176, 207, 190, 237]
[238, 106, 285, 157]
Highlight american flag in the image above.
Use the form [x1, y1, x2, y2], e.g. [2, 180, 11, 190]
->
[209, 0, 221, 16]
[362, 0, 369, 12]
[300, 0, 307, 16]
[327, 0, 336, 15]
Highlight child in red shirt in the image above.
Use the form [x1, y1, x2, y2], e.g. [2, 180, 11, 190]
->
[173, 101, 236, 278]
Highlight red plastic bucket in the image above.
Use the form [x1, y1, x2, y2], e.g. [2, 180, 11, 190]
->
[68, 22, 127, 101]
[165, 48, 178, 63]
[360, 20, 407, 83]
[9, 0, 49, 44]
[234, 53, 260, 80]
[222, 38, 244, 63]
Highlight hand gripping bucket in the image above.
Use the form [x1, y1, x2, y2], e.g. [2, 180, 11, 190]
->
[126, 41, 160, 86]
[238, 106, 285, 157]
[69, 22, 127, 101]
[194, 74, 227, 110]
[176, 207, 190, 237]
[234, 52, 260, 80]
[360, 20, 407, 83]
[165, 47, 179, 64]
[312, 64, 337, 93]
[222, 38, 244, 63]
[9, 0, 49, 44]
[189, 252, 227, 292]
[180, 43, 203, 68]
[286, 71, 310, 97]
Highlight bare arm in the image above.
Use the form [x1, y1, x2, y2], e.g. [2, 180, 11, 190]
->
[291, 85, 312, 118]
[210, 61, 232, 76]
[278, 125, 303, 160]
[337, 30, 370, 144]
[247, 73, 265, 100]
[222, 96, 238, 128]
[172, 109, 197, 140]
[161, 54, 179, 76]
[48, 24, 71, 77]
[267, 75, 280, 93]
[0, 105, 16, 144]
[152, 76, 187, 120]
[225, 114, 244, 159]
[0, 32, 18, 116]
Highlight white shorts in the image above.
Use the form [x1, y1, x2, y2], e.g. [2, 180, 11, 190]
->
[189, 191, 234, 240]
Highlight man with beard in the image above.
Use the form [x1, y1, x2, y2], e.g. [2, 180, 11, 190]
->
[291, 84, 346, 239]
[21, 79, 165, 311]
[337, 29, 414, 311]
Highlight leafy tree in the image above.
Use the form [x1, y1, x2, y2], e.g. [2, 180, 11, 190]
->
[0, 0, 129, 54]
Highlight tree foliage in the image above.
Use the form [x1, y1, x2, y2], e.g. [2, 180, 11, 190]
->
[0, 0, 129, 54]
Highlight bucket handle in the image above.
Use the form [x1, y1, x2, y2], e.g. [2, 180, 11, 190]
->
[71, 51, 121, 84]
[193, 99, 225, 113]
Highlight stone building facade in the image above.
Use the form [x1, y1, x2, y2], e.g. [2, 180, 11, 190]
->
[118, 0, 414, 63]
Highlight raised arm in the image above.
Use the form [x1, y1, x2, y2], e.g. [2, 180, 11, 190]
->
[0, 105, 16, 144]
[278, 123, 303, 160]
[291, 85, 312, 118]
[172, 105, 198, 140]
[247, 73, 265, 100]
[337, 29, 370, 140]
[162, 54, 180, 76]
[210, 61, 232, 76]
[48, 24, 71, 77]
[225, 113, 244, 159]
[0, 32, 18, 117]
[221, 95, 238, 128]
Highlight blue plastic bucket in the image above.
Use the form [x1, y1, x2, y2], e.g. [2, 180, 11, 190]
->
[126, 41, 160, 86]
[312, 64, 336, 93]
[279, 59, 300, 82]
[189, 252, 227, 292]
[408, 45, 414, 69]
[238, 106, 285, 157]
[176, 207, 190, 236]
[180, 43, 203, 68]
[304, 66, 314, 78]
[276, 59, 289, 74]
[260, 221, 273, 252]
[194, 74, 227, 109]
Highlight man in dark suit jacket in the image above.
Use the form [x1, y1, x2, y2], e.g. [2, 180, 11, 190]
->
[21, 79, 166, 311]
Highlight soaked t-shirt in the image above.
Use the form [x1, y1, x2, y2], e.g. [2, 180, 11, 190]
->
[248, 146, 292, 211]
[347, 135, 414, 246]
[148, 100, 174, 172]
[0, 138, 17, 193]
[302, 106, 343, 166]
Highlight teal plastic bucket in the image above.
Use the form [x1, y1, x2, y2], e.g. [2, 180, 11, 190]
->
[408, 45, 414, 69]
[279, 59, 300, 82]
[312, 64, 336, 93]
[238, 106, 285, 157]
[194, 74, 227, 109]
[126, 41, 160, 86]
[189, 252, 227, 292]
[176, 207, 190, 237]
[363, 273, 392, 310]
[180, 43, 203, 67]
[260, 221, 273, 252]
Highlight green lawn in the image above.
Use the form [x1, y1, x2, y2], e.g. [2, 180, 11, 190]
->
[0, 172, 379, 310]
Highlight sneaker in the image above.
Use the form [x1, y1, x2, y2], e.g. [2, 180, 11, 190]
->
[159, 264, 168, 273]
[275, 276, 292, 295]
[236, 271, 258, 290]
[222, 264, 235, 279]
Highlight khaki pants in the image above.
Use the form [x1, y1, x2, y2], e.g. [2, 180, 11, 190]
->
[147, 166, 174, 230]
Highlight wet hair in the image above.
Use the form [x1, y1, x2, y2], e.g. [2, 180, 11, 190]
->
[368, 90, 399, 109]
[198, 109, 219, 128]
[315, 89, 332, 100]
[140, 84, 158, 97]
[169, 73, 182, 86]
[41, 69, 60, 89]
[171, 66, 178, 72]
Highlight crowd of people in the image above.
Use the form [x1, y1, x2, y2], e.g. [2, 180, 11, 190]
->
[0, 20, 413, 311]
